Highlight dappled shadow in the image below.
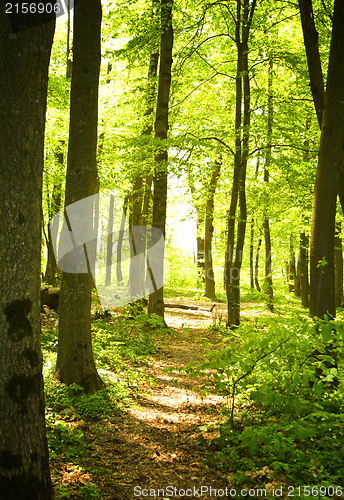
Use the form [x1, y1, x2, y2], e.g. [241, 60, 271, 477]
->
[86, 306, 227, 500]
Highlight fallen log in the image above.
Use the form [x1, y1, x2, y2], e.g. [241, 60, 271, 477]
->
[164, 303, 215, 312]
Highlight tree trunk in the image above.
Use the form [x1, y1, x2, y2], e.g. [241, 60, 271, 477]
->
[55, 0, 104, 393]
[204, 156, 221, 298]
[225, 0, 256, 327]
[105, 193, 115, 286]
[0, 13, 55, 499]
[300, 231, 310, 307]
[148, 0, 174, 319]
[116, 195, 129, 284]
[263, 56, 273, 311]
[255, 238, 262, 292]
[287, 242, 296, 293]
[298, 0, 324, 128]
[250, 218, 255, 290]
[309, 0, 344, 319]
[129, 48, 159, 301]
[44, 145, 63, 285]
[334, 222, 344, 308]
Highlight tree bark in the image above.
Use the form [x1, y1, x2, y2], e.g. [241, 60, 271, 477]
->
[204, 156, 221, 298]
[225, 0, 256, 327]
[55, 0, 104, 393]
[309, 0, 344, 318]
[263, 56, 274, 312]
[298, 0, 325, 128]
[334, 222, 344, 307]
[255, 238, 262, 292]
[129, 49, 159, 300]
[300, 231, 310, 307]
[148, 0, 174, 319]
[0, 12, 55, 499]
[44, 145, 63, 285]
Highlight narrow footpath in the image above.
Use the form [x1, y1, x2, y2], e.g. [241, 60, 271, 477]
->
[91, 300, 229, 499]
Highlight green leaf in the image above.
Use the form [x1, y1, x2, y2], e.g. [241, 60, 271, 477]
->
[315, 380, 324, 397]
[321, 323, 332, 343]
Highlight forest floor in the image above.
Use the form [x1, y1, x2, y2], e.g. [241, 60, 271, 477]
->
[52, 299, 235, 499]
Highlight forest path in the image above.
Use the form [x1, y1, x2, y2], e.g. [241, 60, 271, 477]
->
[91, 299, 230, 500]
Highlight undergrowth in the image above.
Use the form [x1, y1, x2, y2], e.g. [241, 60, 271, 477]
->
[41, 307, 170, 499]
[177, 313, 344, 498]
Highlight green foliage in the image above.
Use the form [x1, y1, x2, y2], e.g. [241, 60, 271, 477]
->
[181, 313, 344, 488]
[46, 413, 89, 462]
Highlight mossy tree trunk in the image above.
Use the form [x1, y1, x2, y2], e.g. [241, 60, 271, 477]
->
[0, 12, 55, 499]
[55, 0, 104, 393]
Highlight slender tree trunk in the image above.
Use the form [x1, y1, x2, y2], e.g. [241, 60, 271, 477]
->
[300, 231, 310, 307]
[334, 222, 344, 308]
[148, 0, 174, 319]
[196, 233, 205, 283]
[55, 0, 104, 393]
[105, 194, 114, 286]
[255, 238, 262, 292]
[129, 49, 159, 300]
[204, 156, 221, 298]
[250, 218, 255, 290]
[225, 0, 256, 327]
[287, 242, 296, 293]
[0, 13, 55, 499]
[116, 195, 129, 284]
[262, 56, 274, 311]
[45, 146, 63, 285]
[295, 253, 301, 297]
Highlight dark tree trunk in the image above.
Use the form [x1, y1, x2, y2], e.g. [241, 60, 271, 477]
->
[105, 194, 114, 286]
[298, 0, 324, 127]
[294, 253, 301, 297]
[309, 1, 344, 319]
[300, 231, 310, 307]
[129, 49, 159, 300]
[55, 0, 104, 393]
[225, 0, 256, 327]
[263, 56, 273, 311]
[250, 218, 255, 290]
[148, 0, 174, 319]
[44, 146, 63, 285]
[287, 242, 296, 293]
[334, 222, 344, 308]
[255, 238, 262, 292]
[196, 234, 205, 283]
[0, 12, 55, 499]
[116, 195, 129, 284]
[204, 156, 221, 298]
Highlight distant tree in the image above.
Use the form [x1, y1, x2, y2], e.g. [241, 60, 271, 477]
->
[55, 0, 104, 393]
[0, 12, 55, 499]
[204, 156, 221, 299]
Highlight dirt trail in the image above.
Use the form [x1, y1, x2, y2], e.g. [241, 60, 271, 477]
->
[91, 300, 229, 500]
